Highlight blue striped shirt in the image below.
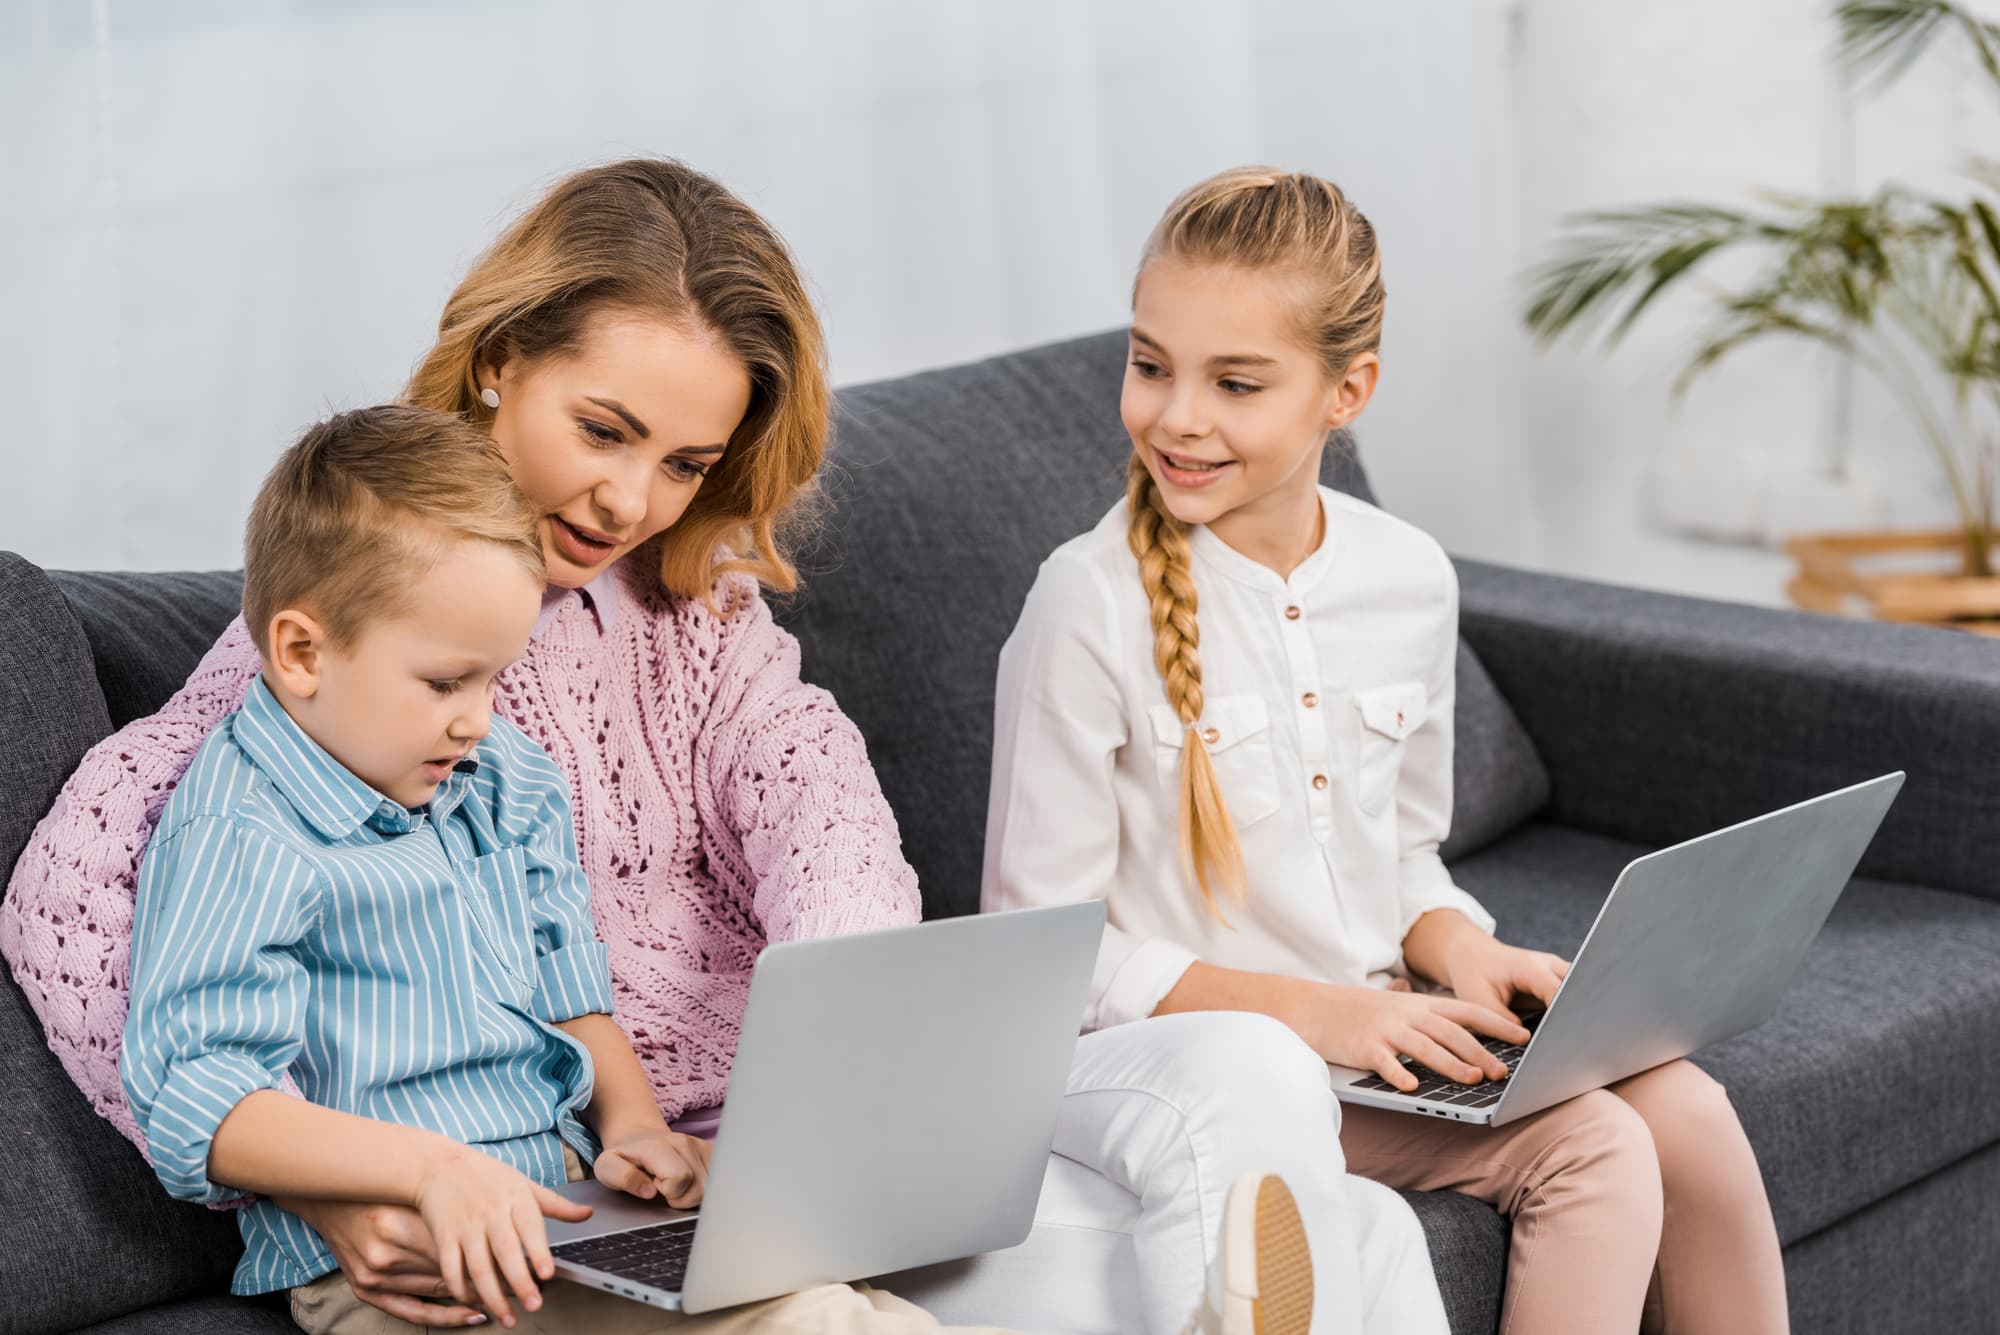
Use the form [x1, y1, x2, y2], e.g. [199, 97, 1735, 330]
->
[122, 676, 615, 1295]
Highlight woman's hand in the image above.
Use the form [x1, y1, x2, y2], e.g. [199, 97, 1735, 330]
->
[279, 1196, 489, 1328]
[594, 1127, 712, 1208]
[1286, 980, 1529, 1091]
[409, 1143, 593, 1329]
[1435, 933, 1570, 1027]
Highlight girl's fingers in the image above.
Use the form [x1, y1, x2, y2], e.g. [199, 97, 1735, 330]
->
[1371, 1047, 1420, 1092]
[1438, 997, 1529, 1043]
[1386, 977, 1414, 993]
[1399, 1030, 1485, 1086]
[1417, 1015, 1508, 1082]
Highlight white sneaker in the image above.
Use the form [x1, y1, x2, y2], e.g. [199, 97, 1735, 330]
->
[1182, 1172, 1315, 1335]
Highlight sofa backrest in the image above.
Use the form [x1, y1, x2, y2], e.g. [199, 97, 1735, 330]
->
[0, 555, 243, 1329]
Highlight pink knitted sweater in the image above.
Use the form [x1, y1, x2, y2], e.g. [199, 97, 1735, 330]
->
[0, 564, 920, 1153]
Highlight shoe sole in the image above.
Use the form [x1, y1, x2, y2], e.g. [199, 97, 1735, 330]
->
[1251, 1177, 1313, 1335]
[1217, 1174, 1314, 1335]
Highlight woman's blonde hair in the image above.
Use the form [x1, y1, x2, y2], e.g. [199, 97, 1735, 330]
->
[405, 158, 828, 604]
[1126, 166, 1386, 919]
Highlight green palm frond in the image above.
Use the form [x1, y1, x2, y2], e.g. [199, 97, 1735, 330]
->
[1836, 0, 2000, 91]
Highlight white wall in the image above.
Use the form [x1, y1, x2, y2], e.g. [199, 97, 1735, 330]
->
[1, 0, 1532, 573]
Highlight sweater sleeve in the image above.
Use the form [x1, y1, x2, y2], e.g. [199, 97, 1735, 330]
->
[0, 616, 263, 1159]
[691, 575, 922, 944]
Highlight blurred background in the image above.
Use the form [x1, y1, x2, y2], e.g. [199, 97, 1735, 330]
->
[6, 0, 1995, 609]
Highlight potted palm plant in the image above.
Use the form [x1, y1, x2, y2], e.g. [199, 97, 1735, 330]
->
[1524, 0, 2000, 634]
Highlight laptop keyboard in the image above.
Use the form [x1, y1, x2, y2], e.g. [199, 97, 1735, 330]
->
[1349, 1011, 1544, 1109]
[552, 1219, 699, 1294]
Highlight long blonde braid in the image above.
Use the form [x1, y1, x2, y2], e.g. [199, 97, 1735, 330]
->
[1126, 453, 1246, 919]
[1126, 166, 1385, 923]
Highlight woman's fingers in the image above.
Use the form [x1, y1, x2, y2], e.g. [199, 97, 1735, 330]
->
[361, 1289, 490, 1327]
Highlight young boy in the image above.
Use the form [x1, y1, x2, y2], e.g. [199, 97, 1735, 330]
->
[121, 406, 710, 1331]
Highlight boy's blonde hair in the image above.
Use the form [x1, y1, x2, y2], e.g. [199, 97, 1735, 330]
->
[1127, 166, 1387, 921]
[404, 157, 829, 607]
[243, 405, 545, 656]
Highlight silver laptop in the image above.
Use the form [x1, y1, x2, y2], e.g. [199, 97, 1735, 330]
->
[546, 902, 1103, 1313]
[1331, 773, 1904, 1127]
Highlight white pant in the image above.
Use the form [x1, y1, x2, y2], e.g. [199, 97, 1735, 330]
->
[884, 1012, 1447, 1335]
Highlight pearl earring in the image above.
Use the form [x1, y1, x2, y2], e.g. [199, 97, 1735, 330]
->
[480, 387, 502, 409]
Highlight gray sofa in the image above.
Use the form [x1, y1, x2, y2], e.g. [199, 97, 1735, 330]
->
[2, 330, 1994, 1334]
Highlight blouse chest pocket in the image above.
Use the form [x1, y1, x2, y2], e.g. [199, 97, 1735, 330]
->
[1352, 681, 1427, 818]
[1148, 694, 1282, 829]
[464, 844, 537, 993]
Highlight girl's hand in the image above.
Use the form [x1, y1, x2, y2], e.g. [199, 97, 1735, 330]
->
[278, 1197, 488, 1328]
[594, 1127, 712, 1209]
[1437, 934, 1570, 1026]
[1288, 980, 1530, 1092]
[409, 1144, 593, 1329]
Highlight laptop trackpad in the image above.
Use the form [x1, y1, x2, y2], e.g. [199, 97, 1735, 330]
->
[546, 1180, 701, 1244]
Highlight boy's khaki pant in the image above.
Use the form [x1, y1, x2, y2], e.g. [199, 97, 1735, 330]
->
[289, 1149, 1017, 1335]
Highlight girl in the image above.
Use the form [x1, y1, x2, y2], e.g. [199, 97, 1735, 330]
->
[3, 158, 1426, 1335]
[985, 167, 1789, 1335]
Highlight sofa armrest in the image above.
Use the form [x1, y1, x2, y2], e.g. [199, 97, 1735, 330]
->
[1455, 559, 1999, 902]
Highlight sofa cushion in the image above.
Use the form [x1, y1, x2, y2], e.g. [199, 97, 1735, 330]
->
[48, 569, 244, 730]
[1439, 643, 1549, 864]
[0, 554, 114, 880]
[1451, 820, 2000, 1245]
[791, 329, 1547, 914]
[0, 555, 245, 1330]
[69, 1294, 291, 1334]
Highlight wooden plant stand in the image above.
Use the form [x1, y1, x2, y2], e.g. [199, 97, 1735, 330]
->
[1785, 530, 2000, 638]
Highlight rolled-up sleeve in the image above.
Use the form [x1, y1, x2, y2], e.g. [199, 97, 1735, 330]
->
[121, 817, 318, 1204]
[1393, 563, 1497, 939]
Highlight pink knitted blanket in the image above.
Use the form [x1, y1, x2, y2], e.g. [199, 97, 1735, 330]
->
[0, 567, 920, 1153]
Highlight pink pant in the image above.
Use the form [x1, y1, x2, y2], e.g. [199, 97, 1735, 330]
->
[1340, 1059, 1787, 1335]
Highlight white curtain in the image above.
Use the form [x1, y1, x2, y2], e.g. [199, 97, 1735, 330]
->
[1, 0, 1532, 573]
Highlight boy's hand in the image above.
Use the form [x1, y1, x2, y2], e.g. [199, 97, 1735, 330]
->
[594, 1127, 711, 1209]
[410, 1142, 592, 1329]
[1438, 934, 1570, 1026]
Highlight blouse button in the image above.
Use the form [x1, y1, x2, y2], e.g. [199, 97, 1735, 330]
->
[1284, 605, 1302, 621]
[1312, 774, 1329, 791]
[1301, 692, 1319, 708]
[1202, 727, 1221, 745]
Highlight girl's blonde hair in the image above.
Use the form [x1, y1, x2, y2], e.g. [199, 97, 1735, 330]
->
[405, 158, 828, 605]
[1127, 166, 1386, 919]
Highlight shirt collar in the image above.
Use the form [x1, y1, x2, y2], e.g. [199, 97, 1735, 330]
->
[533, 563, 626, 642]
[234, 676, 477, 840]
[1187, 487, 1340, 596]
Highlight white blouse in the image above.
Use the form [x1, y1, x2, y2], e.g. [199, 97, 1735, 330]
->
[983, 487, 1495, 1032]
